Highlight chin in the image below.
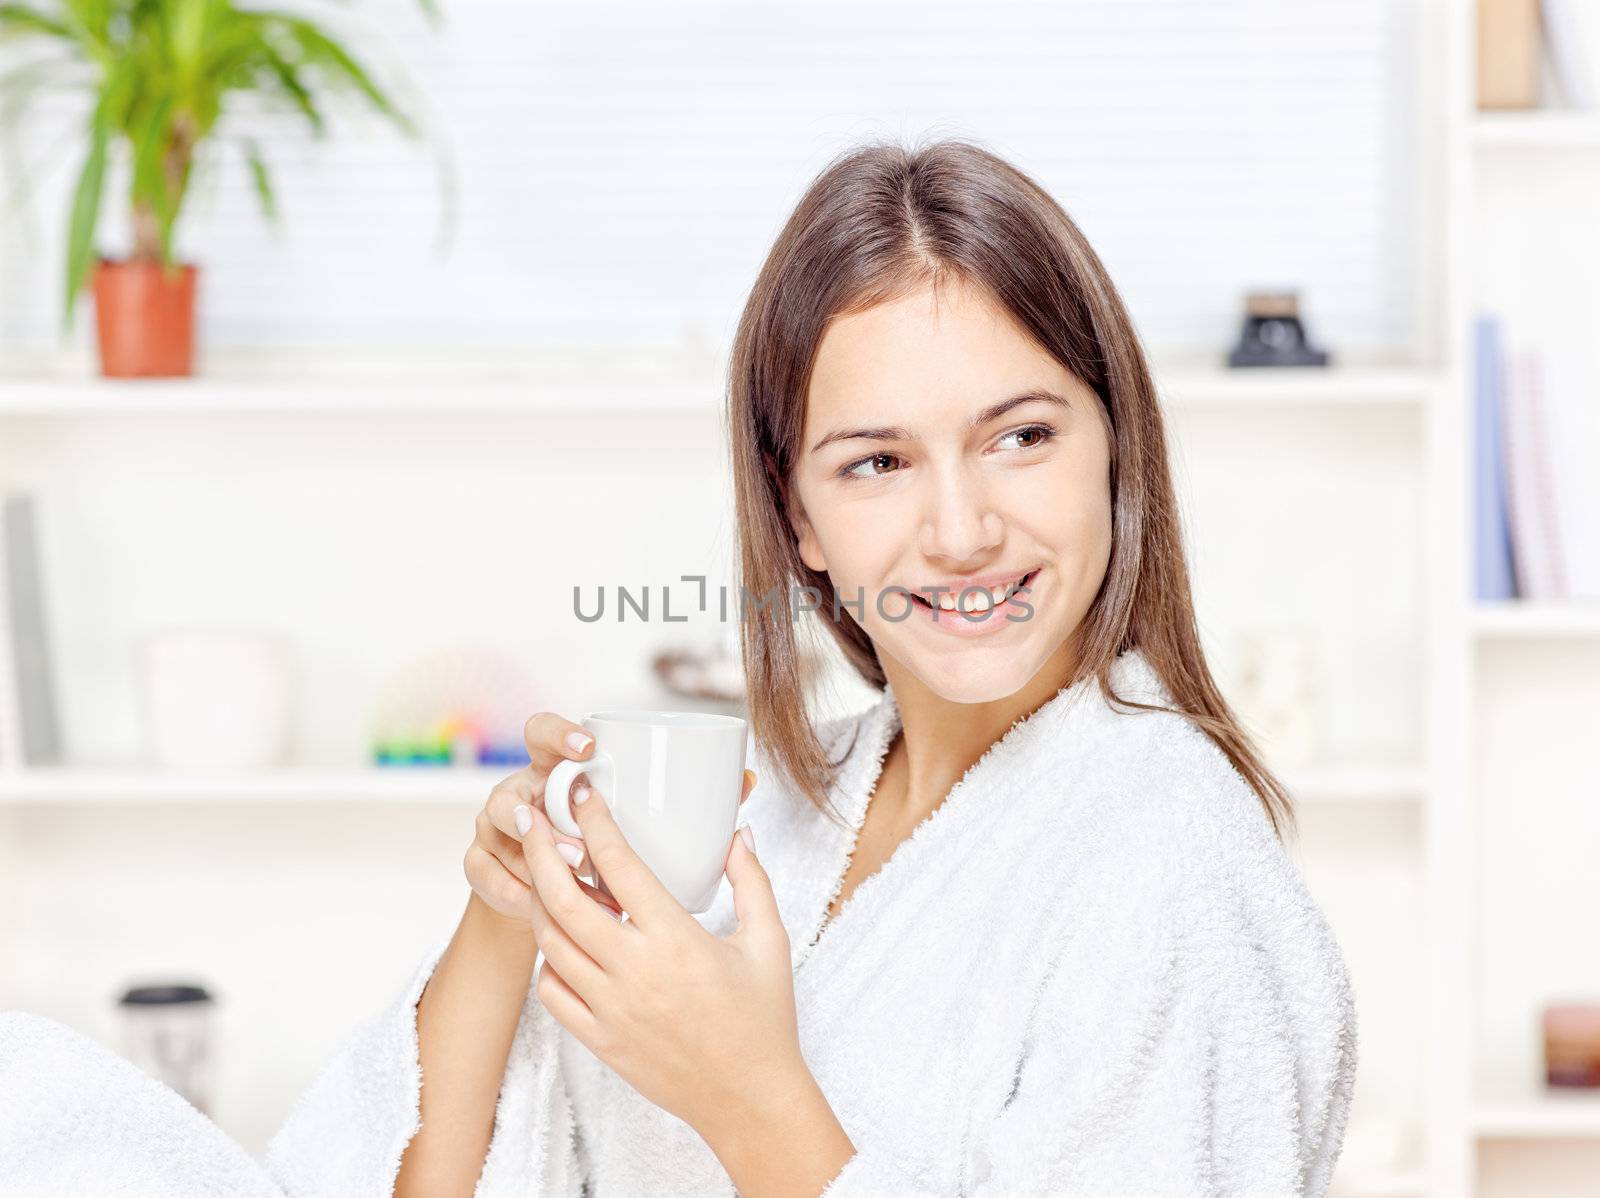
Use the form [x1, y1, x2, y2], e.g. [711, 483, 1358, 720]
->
[892, 640, 1052, 706]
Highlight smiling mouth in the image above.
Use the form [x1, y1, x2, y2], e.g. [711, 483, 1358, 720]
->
[908, 568, 1039, 614]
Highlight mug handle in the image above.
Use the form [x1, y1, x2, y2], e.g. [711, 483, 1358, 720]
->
[544, 750, 616, 838]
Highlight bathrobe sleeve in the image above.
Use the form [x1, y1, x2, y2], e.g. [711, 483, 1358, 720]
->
[979, 857, 1356, 1196]
[265, 931, 583, 1198]
[975, 924, 1354, 1197]
[0, 1010, 283, 1198]
[822, 879, 1357, 1198]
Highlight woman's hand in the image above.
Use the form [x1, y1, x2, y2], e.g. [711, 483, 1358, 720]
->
[513, 779, 817, 1155]
[463, 713, 625, 931]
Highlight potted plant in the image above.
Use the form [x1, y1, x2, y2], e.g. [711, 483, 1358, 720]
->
[0, 0, 428, 377]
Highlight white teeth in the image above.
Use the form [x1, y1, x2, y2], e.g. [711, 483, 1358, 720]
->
[925, 573, 1030, 614]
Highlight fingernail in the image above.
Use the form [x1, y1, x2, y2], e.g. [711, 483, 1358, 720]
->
[514, 804, 533, 837]
[566, 731, 592, 755]
[555, 842, 584, 869]
[736, 822, 755, 856]
[573, 783, 590, 806]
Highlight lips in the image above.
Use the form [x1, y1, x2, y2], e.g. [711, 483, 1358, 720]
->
[908, 567, 1038, 614]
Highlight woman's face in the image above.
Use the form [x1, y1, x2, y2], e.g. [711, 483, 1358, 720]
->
[788, 276, 1113, 704]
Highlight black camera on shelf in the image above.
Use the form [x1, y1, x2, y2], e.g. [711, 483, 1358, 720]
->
[1228, 290, 1330, 368]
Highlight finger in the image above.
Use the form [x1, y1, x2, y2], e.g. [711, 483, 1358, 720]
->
[568, 784, 689, 933]
[487, 774, 585, 856]
[725, 822, 783, 939]
[522, 712, 595, 771]
[485, 769, 534, 837]
[534, 958, 603, 1048]
[522, 805, 629, 970]
[478, 838, 617, 940]
[524, 857, 624, 946]
[524, 872, 624, 946]
[485, 844, 588, 945]
[464, 843, 534, 922]
[529, 890, 610, 999]
[502, 807, 620, 916]
[484, 825, 533, 886]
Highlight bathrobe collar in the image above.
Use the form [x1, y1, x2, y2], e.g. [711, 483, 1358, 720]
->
[788, 646, 1171, 971]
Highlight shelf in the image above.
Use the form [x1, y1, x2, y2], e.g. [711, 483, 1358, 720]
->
[0, 346, 726, 414]
[1155, 365, 1441, 408]
[0, 765, 510, 804]
[1474, 1087, 1600, 1138]
[0, 376, 725, 415]
[1328, 1167, 1426, 1198]
[0, 357, 1444, 416]
[1472, 601, 1600, 639]
[1284, 763, 1427, 803]
[0, 761, 1424, 806]
[1475, 112, 1600, 147]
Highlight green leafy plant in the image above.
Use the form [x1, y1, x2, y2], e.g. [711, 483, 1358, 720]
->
[0, 0, 434, 321]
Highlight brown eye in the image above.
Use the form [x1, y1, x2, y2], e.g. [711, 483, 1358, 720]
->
[842, 452, 901, 479]
[997, 425, 1055, 452]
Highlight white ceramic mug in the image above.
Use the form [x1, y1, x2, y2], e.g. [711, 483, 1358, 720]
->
[544, 710, 748, 914]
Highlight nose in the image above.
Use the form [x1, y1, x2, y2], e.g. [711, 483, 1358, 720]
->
[917, 459, 1003, 565]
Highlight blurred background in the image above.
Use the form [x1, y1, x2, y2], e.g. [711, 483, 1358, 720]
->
[0, 0, 1596, 1194]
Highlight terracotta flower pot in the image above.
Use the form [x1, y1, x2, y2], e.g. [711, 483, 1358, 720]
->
[92, 258, 198, 378]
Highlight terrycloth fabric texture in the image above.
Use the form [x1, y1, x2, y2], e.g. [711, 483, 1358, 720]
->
[0, 646, 1357, 1196]
[0, 1011, 281, 1197]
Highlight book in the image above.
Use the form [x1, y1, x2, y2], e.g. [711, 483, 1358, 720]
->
[1501, 348, 1569, 599]
[0, 492, 63, 767]
[1541, 0, 1597, 109]
[1473, 316, 1518, 602]
[1480, 0, 1543, 109]
[1542, 346, 1600, 600]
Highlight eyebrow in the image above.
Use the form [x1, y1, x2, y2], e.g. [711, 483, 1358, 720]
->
[807, 388, 1074, 455]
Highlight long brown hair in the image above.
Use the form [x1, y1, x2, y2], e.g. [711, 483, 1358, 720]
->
[726, 135, 1296, 842]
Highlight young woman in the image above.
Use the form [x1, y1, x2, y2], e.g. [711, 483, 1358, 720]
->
[266, 138, 1358, 1197]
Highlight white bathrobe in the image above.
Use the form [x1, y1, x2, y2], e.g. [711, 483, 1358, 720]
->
[0, 646, 1357, 1197]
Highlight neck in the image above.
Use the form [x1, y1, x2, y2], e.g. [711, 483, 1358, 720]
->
[875, 632, 1084, 818]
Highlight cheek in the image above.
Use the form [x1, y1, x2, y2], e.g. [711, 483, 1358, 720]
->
[806, 488, 918, 573]
[1014, 456, 1111, 547]
[1044, 482, 1114, 596]
[1057, 486, 1113, 551]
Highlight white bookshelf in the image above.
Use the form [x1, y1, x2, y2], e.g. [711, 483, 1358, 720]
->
[0, 766, 508, 804]
[1472, 1087, 1600, 1140]
[0, 64, 1453, 1198]
[1331, 1169, 1430, 1198]
[1471, 600, 1600, 638]
[0, 3, 1592, 1189]
[0, 762, 1430, 807]
[1154, 365, 1442, 408]
[0, 356, 1445, 1181]
[0, 358, 1443, 416]
[1440, 0, 1600, 1193]
[1287, 764, 1428, 804]
[0, 363, 1446, 1175]
[1473, 111, 1600, 146]
[0, 375, 725, 415]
